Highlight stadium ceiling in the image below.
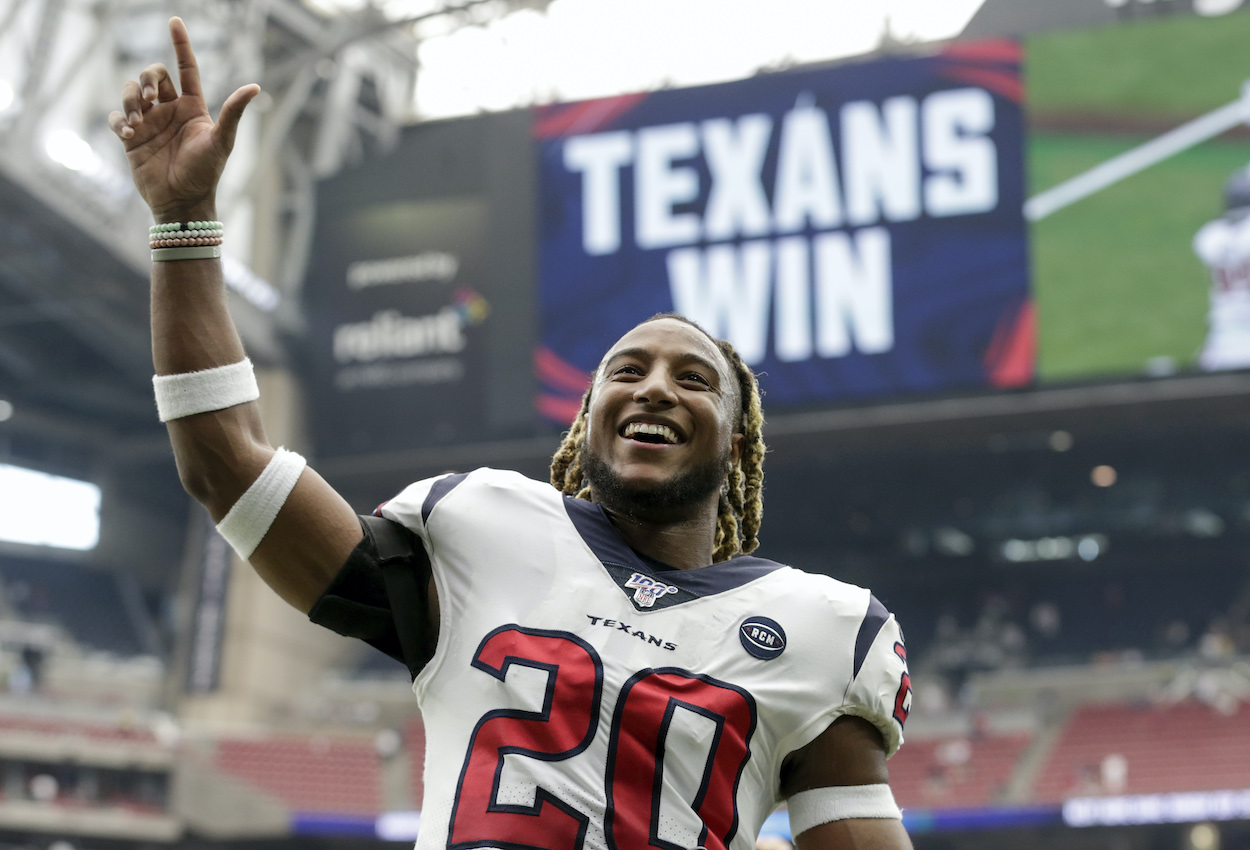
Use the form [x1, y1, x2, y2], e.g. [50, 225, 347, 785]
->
[0, 0, 550, 448]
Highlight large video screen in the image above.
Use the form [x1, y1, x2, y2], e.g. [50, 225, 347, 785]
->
[535, 11, 1250, 423]
[1027, 12, 1250, 381]
[303, 112, 538, 457]
[536, 47, 1031, 421]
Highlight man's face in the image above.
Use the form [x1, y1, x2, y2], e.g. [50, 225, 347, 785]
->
[582, 319, 744, 519]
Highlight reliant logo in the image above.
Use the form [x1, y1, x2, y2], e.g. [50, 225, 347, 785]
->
[332, 289, 490, 365]
[739, 616, 787, 660]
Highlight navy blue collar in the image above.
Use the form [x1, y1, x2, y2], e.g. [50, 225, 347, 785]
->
[563, 496, 785, 601]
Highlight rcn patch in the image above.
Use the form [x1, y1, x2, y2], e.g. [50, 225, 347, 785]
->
[739, 616, 787, 660]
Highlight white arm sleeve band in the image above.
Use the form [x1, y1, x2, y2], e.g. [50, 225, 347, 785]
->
[786, 784, 902, 836]
[216, 448, 307, 560]
[153, 358, 260, 422]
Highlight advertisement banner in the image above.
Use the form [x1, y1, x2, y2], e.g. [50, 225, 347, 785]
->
[308, 194, 492, 452]
[535, 43, 1032, 423]
[303, 111, 537, 457]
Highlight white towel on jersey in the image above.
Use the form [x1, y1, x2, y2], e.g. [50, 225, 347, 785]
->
[380, 468, 911, 850]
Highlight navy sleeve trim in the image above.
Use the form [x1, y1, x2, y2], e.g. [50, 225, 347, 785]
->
[422, 472, 470, 524]
[852, 594, 890, 679]
[563, 496, 783, 608]
[307, 516, 436, 680]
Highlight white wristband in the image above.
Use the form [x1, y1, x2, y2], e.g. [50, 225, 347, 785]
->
[216, 448, 307, 560]
[786, 784, 902, 836]
[153, 359, 260, 422]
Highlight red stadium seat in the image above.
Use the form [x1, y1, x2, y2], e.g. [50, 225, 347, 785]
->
[887, 732, 1032, 809]
[213, 735, 384, 814]
[1032, 700, 1250, 801]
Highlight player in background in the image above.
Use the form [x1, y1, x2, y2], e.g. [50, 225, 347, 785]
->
[110, 19, 913, 850]
[1192, 165, 1250, 371]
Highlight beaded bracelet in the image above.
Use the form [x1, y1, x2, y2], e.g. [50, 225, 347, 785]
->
[150, 221, 224, 262]
[149, 236, 224, 248]
[149, 220, 223, 235]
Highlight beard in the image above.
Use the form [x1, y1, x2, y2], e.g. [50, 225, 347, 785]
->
[581, 440, 729, 523]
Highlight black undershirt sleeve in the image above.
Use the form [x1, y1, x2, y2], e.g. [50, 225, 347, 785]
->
[307, 515, 436, 679]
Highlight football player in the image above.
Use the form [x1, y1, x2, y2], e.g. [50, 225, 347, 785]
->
[111, 19, 913, 850]
[1192, 165, 1250, 371]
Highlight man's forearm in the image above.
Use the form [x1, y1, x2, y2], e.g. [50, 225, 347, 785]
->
[795, 818, 913, 850]
[150, 206, 274, 518]
[150, 203, 248, 375]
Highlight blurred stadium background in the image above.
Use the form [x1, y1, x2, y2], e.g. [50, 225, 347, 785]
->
[0, 0, 1249, 848]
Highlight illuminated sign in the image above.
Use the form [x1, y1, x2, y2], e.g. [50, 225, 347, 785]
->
[536, 44, 1031, 422]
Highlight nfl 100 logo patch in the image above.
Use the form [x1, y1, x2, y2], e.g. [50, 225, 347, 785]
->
[624, 573, 678, 608]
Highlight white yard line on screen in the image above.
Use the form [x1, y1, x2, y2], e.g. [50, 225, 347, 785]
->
[1025, 81, 1250, 222]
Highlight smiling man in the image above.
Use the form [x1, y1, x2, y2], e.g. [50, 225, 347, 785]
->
[110, 18, 913, 850]
[571, 318, 751, 568]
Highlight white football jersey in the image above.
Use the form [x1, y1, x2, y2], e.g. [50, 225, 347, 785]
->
[1193, 215, 1250, 369]
[381, 468, 910, 850]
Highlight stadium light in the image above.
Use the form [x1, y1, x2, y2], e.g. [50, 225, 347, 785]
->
[0, 399, 12, 422]
[43, 128, 134, 209]
[1048, 430, 1073, 452]
[1189, 822, 1221, 850]
[1001, 534, 1107, 563]
[1183, 508, 1225, 538]
[1091, 465, 1117, 487]
[45, 129, 101, 173]
[0, 463, 100, 550]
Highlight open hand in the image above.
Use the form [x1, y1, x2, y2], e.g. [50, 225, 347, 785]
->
[109, 17, 259, 220]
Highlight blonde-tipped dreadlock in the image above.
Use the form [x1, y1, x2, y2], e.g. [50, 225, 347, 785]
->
[548, 390, 594, 503]
[549, 314, 766, 563]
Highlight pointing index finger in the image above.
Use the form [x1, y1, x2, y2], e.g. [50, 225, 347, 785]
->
[168, 17, 203, 99]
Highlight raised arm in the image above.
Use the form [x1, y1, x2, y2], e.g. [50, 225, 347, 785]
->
[109, 17, 362, 613]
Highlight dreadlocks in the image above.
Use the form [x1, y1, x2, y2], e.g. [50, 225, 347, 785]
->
[549, 314, 765, 563]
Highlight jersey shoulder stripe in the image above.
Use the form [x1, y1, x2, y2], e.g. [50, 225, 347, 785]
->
[422, 472, 470, 523]
[852, 594, 890, 678]
[383, 467, 547, 537]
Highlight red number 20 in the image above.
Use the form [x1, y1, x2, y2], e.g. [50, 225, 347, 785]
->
[449, 626, 756, 850]
[448, 627, 603, 848]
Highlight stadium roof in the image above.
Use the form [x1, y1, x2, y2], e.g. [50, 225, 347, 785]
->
[303, 0, 987, 120]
